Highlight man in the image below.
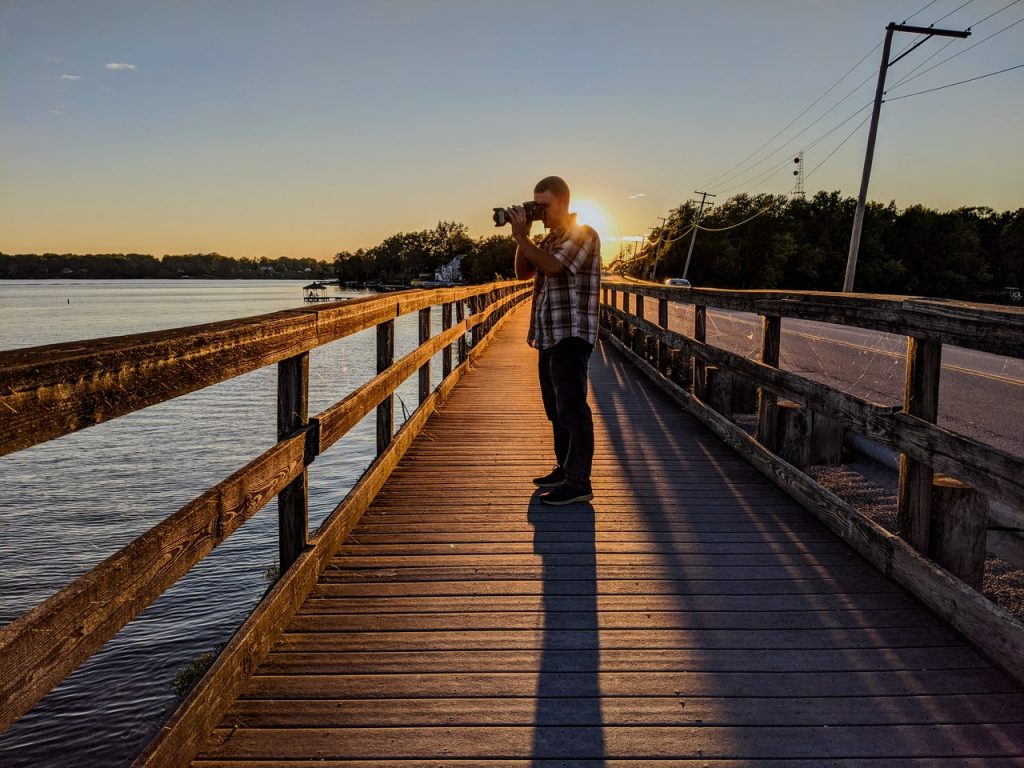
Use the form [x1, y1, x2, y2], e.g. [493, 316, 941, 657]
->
[508, 176, 601, 505]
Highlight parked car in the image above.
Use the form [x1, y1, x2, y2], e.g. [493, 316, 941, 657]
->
[998, 286, 1022, 305]
[664, 278, 691, 287]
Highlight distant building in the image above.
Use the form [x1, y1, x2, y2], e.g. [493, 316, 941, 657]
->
[259, 264, 275, 274]
[435, 254, 465, 283]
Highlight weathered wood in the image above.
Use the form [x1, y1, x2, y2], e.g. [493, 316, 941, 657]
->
[441, 302, 453, 379]
[809, 409, 845, 466]
[133, 292, 529, 768]
[657, 298, 669, 373]
[0, 430, 308, 732]
[0, 283, 530, 458]
[277, 352, 310, 572]
[604, 305, 1024, 511]
[705, 366, 732, 419]
[376, 320, 395, 455]
[930, 476, 988, 588]
[756, 314, 781, 451]
[418, 307, 431, 403]
[692, 305, 707, 399]
[604, 280, 1024, 358]
[602, 327, 1024, 685]
[456, 300, 467, 364]
[898, 337, 942, 553]
[775, 400, 811, 468]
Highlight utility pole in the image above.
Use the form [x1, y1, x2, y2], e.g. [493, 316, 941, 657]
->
[843, 22, 970, 292]
[683, 191, 715, 280]
[649, 217, 668, 280]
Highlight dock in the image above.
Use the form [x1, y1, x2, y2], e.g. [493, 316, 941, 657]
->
[1, 280, 1023, 765]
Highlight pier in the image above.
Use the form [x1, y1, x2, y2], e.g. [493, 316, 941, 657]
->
[2, 280, 1023, 765]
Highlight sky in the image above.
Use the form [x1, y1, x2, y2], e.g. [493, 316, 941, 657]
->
[1, 0, 1022, 262]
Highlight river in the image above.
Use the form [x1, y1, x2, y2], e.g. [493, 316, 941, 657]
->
[0, 279, 441, 767]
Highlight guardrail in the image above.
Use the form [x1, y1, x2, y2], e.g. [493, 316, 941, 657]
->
[0, 281, 531, 762]
[600, 280, 1024, 681]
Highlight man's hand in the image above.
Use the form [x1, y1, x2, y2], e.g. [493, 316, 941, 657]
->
[507, 205, 533, 243]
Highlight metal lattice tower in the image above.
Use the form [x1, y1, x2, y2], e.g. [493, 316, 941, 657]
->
[792, 151, 805, 199]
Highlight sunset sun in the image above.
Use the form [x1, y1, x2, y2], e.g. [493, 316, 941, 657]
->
[571, 199, 612, 244]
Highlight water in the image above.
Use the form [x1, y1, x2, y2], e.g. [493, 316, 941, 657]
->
[0, 279, 444, 766]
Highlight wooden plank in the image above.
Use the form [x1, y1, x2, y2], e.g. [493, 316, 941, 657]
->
[441, 302, 453, 379]
[417, 307, 431, 403]
[375, 319, 394, 455]
[259, 644, 984, 674]
[193, 759, 1024, 768]
[274, 625, 966, 652]
[277, 352, 309, 571]
[605, 281, 1024, 357]
[692, 304, 706, 399]
[897, 337, 942, 553]
[195, 723, 1024, 760]
[756, 314, 781, 450]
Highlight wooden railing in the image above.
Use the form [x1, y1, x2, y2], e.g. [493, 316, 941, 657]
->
[0, 281, 530, 761]
[601, 280, 1024, 681]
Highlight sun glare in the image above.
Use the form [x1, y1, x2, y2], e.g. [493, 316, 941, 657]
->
[572, 199, 612, 244]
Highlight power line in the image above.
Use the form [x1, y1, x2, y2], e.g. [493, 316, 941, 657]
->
[889, 1, 1021, 90]
[803, 113, 873, 179]
[903, 0, 942, 23]
[971, 0, 1022, 28]
[699, 41, 882, 190]
[885, 62, 1024, 100]
[886, 15, 1024, 93]
[712, 100, 873, 196]
[932, 0, 977, 24]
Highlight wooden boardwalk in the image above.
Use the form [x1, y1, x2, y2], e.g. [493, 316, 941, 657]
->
[194, 307, 1024, 766]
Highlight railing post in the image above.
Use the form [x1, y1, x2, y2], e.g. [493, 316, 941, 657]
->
[634, 291, 646, 358]
[692, 304, 707, 399]
[456, 300, 467, 364]
[376, 319, 394, 455]
[418, 307, 431, 404]
[442, 302, 453, 378]
[277, 351, 309, 572]
[756, 314, 782, 451]
[657, 298, 669, 374]
[898, 337, 942, 553]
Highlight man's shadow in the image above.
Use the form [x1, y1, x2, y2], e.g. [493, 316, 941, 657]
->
[527, 496, 606, 766]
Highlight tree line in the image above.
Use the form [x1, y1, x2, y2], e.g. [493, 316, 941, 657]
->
[0, 252, 334, 279]
[5, 193, 1021, 300]
[333, 221, 517, 285]
[615, 191, 1024, 301]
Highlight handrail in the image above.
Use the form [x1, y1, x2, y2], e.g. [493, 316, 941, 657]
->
[601, 280, 1024, 682]
[607, 281, 1024, 358]
[0, 280, 531, 734]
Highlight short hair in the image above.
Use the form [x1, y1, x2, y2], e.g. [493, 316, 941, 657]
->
[534, 176, 570, 202]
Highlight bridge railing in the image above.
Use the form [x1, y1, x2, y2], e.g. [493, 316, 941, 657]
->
[0, 280, 531, 761]
[601, 280, 1024, 681]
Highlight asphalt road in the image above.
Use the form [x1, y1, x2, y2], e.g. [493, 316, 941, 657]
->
[635, 299, 1024, 460]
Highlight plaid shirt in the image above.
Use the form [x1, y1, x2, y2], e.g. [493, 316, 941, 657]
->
[527, 214, 602, 350]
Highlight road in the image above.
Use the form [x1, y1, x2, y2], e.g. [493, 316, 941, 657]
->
[633, 298, 1024, 459]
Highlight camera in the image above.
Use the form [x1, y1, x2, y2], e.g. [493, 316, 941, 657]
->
[493, 201, 548, 227]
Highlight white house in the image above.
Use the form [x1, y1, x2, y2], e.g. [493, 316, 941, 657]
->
[435, 254, 465, 283]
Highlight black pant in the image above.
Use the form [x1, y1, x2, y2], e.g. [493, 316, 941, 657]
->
[538, 336, 595, 489]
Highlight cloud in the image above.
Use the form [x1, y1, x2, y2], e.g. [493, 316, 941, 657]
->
[60, 74, 82, 81]
[627, 193, 647, 199]
[105, 62, 137, 71]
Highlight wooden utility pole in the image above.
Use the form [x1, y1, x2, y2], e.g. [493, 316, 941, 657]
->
[843, 22, 970, 292]
[682, 191, 715, 280]
[648, 217, 668, 280]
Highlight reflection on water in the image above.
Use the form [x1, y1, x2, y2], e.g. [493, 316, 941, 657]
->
[0, 280, 442, 767]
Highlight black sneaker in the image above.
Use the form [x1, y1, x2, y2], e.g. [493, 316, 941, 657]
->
[540, 483, 594, 506]
[532, 466, 565, 488]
